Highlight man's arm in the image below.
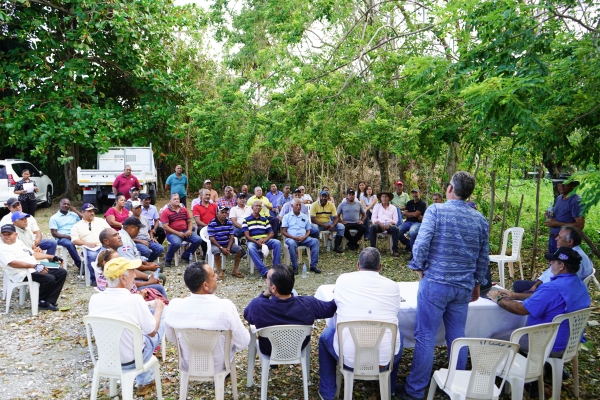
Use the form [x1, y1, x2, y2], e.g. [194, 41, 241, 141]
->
[309, 297, 337, 319]
[164, 183, 171, 193]
[544, 216, 585, 230]
[31, 230, 42, 247]
[408, 207, 437, 271]
[487, 290, 530, 315]
[50, 229, 71, 240]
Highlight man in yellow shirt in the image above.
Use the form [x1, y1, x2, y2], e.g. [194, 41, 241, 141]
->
[247, 187, 280, 237]
[310, 191, 345, 253]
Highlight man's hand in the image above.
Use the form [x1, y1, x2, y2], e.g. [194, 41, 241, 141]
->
[257, 238, 266, 245]
[356, 220, 363, 225]
[487, 289, 501, 302]
[184, 230, 192, 238]
[178, 231, 185, 238]
[139, 240, 150, 246]
[417, 270, 424, 279]
[221, 247, 231, 256]
[262, 289, 272, 298]
[33, 247, 43, 253]
[153, 298, 165, 313]
[470, 285, 480, 302]
[139, 289, 148, 299]
[144, 262, 159, 271]
[327, 225, 334, 232]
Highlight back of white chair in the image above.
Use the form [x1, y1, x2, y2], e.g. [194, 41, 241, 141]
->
[175, 328, 230, 377]
[84, 316, 145, 375]
[583, 268, 596, 287]
[508, 322, 560, 380]
[448, 338, 519, 399]
[552, 308, 592, 363]
[258, 325, 312, 364]
[500, 227, 525, 260]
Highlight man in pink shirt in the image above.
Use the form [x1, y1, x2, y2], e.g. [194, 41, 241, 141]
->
[369, 192, 400, 257]
[112, 165, 140, 200]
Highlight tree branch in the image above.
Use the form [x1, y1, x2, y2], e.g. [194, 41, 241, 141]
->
[551, 10, 599, 33]
[29, 0, 69, 14]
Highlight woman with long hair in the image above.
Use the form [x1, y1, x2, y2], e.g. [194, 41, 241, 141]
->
[360, 185, 378, 239]
[104, 194, 129, 230]
[14, 169, 39, 216]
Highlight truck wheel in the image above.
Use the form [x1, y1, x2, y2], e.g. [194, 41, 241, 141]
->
[43, 186, 53, 207]
[150, 189, 157, 205]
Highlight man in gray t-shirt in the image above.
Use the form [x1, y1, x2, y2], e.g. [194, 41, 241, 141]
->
[336, 188, 366, 250]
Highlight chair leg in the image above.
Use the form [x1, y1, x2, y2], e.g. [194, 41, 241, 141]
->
[550, 359, 564, 400]
[304, 343, 311, 384]
[260, 355, 270, 400]
[153, 362, 163, 400]
[5, 286, 13, 314]
[90, 368, 100, 400]
[179, 371, 189, 400]
[343, 372, 354, 400]
[120, 374, 135, 400]
[537, 376, 544, 400]
[29, 282, 39, 316]
[499, 262, 506, 289]
[508, 261, 515, 279]
[573, 353, 580, 398]
[161, 335, 166, 360]
[215, 373, 226, 400]
[301, 352, 309, 400]
[508, 378, 524, 400]
[426, 377, 438, 400]
[231, 360, 239, 400]
[109, 377, 118, 397]
[247, 339, 256, 387]
[378, 372, 390, 400]
[19, 285, 25, 306]
[518, 259, 524, 280]
[335, 371, 342, 399]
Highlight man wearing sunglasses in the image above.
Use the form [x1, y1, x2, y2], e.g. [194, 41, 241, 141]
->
[71, 203, 111, 285]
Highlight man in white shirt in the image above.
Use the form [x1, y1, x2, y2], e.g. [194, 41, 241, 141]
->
[229, 193, 252, 238]
[165, 262, 249, 371]
[0, 224, 67, 311]
[1, 197, 57, 254]
[318, 247, 403, 400]
[88, 257, 165, 397]
[140, 193, 165, 244]
[369, 192, 400, 257]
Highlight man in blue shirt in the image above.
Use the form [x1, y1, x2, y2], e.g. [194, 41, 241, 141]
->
[544, 174, 585, 254]
[488, 247, 591, 355]
[281, 198, 321, 275]
[398, 171, 489, 400]
[207, 206, 244, 280]
[276, 184, 292, 212]
[266, 183, 283, 218]
[165, 165, 189, 208]
[244, 264, 336, 356]
[49, 198, 83, 271]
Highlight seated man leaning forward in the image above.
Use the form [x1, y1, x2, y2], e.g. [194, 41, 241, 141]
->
[282, 198, 321, 275]
[165, 262, 249, 372]
[488, 246, 591, 357]
[310, 190, 345, 253]
[243, 201, 282, 278]
[1, 197, 57, 255]
[244, 264, 336, 356]
[116, 219, 167, 284]
[0, 224, 67, 311]
[160, 193, 203, 267]
[49, 198, 83, 272]
[207, 206, 245, 280]
[130, 201, 164, 263]
[88, 257, 166, 397]
[318, 247, 403, 400]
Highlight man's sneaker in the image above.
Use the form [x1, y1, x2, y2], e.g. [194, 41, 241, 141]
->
[318, 391, 335, 400]
[333, 247, 343, 254]
[310, 266, 322, 274]
[293, 267, 299, 275]
[394, 384, 422, 400]
[165, 259, 172, 267]
[38, 301, 58, 311]
[135, 382, 156, 396]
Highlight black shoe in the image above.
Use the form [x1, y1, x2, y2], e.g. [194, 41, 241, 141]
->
[90, 281, 98, 287]
[394, 385, 422, 400]
[293, 268, 299, 275]
[333, 247, 343, 253]
[39, 301, 58, 311]
[165, 260, 172, 267]
[310, 266, 322, 274]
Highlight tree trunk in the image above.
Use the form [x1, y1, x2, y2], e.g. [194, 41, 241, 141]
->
[542, 150, 564, 197]
[515, 194, 524, 227]
[499, 157, 512, 250]
[62, 143, 80, 200]
[530, 162, 544, 276]
[374, 149, 390, 192]
[488, 171, 496, 241]
[446, 142, 460, 180]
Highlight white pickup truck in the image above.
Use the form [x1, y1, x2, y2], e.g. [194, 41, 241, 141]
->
[77, 146, 158, 212]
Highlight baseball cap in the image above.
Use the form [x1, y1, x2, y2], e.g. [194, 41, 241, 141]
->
[129, 187, 140, 193]
[293, 188, 302, 194]
[81, 203, 98, 211]
[139, 193, 150, 200]
[319, 190, 329, 196]
[218, 205, 230, 212]
[411, 188, 420, 193]
[122, 217, 145, 228]
[6, 198, 20, 207]
[395, 181, 404, 186]
[237, 192, 247, 199]
[204, 179, 211, 184]
[11, 211, 30, 222]
[103, 257, 142, 280]
[544, 247, 582, 266]
[552, 173, 580, 186]
[130, 201, 142, 208]
[346, 188, 355, 194]
[1, 224, 16, 233]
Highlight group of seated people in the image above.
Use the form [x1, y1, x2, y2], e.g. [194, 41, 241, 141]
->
[84, 240, 592, 399]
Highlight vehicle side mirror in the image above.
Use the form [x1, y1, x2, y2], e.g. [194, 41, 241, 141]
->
[39, 171, 43, 176]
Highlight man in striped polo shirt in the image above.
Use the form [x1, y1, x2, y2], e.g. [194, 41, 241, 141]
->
[160, 193, 203, 267]
[243, 201, 282, 278]
[207, 206, 245, 280]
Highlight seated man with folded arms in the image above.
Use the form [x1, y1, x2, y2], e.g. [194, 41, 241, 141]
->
[49, 198, 83, 271]
[88, 257, 166, 397]
[244, 264, 336, 356]
[207, 206, 245, 280]
[229, 193, 252, 239]
[337, 188, 367, 251]
[0, 224, 67, 311]
[1, 197, 57, 254]
[130, 201, 164, 263]
[243, 201, 282, 279]
[282, 198, 321, 275]
[161, 193, 203, 267]
[318, 247, 403, 400]
[100, 227, 168, 297]
[369, 192, 400, 257]
[311, 190, 345, 253]
[71, 203, 111, 286]
[166, 262, 250, 372]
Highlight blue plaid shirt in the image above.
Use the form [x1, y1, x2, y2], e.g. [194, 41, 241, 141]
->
[408, 199, 489, 290]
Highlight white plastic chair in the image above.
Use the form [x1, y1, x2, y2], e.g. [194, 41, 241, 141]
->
[83, 315, 163, 400]
[500, 322, 560, 400]
[583, 267, 596, 287]
[174, 328, 238, 400]
[246, 324, 312, 400]
[167, 239, 198, 267]
[283, 242, 312, 266]
[426, 338, 519, 400]
[2, 267, 40, 316]
[247, 248, 274, 276]
[319, 230, 333, 250]
[489, 227, 525, 288]
[199, 227, 239, 271]
[56, 245, 70, 268]
[548, 308, 592, 400]
[335, 321, 398, 400]
[76, 246, 91, 287]
[342, 229, 366, 250]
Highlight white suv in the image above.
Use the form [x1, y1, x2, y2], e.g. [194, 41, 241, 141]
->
[0, 159, 54, 210]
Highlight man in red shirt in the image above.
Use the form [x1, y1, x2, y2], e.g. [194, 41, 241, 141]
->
[112, 165, 140, 200]
[193, 189, 217, 259]
[160, 193, 203, 267]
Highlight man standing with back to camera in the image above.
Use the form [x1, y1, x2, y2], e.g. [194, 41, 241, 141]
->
[397, 171, 489, 400]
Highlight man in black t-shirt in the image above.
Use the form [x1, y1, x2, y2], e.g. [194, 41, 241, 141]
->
[399, 188, 427, 253]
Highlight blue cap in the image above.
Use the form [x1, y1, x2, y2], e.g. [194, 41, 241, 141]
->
[11, 211, 31, 222]
[319, 190, 329, 196]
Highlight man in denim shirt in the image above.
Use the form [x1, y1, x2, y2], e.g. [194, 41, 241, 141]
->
[397, 171, 489, 400]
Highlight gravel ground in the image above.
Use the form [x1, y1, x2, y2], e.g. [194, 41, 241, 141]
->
[0, 201, 598, 399]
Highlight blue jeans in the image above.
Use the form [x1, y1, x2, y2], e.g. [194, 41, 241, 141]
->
[398, 221, 421, 251]
[405, 279, 471, 398]
[135, 241, 165, 262]
[312, 222, 345, 237]
[318, 326, 403, 399]
[247, 239, 281, 277]
[122, 309, 165, 385]
[165, 231, 202, 262]
[39, 239, 57, 255]
[84, 247, 101, 284]
[56, 238, 81, 268]
[233, 227, 244, 238]
[285, 237, 320, 269]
